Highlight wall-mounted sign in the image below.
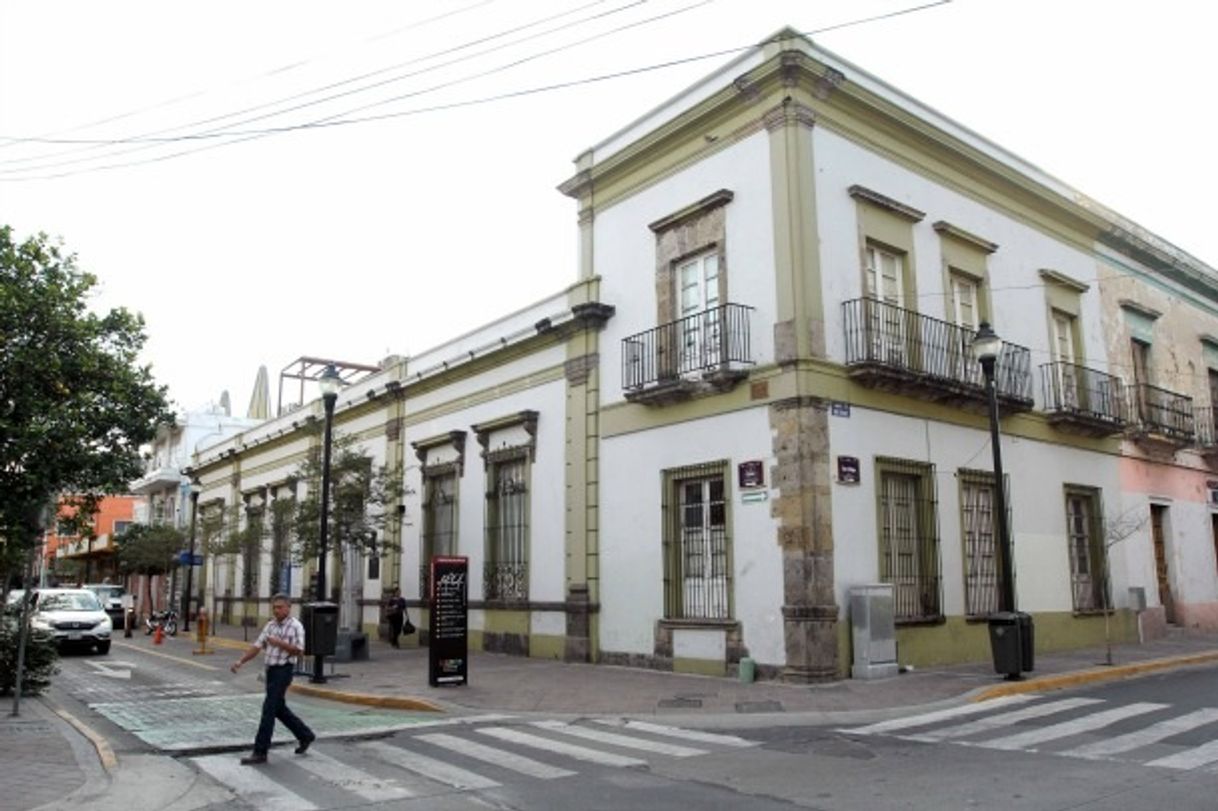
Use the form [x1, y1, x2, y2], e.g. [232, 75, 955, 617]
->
[831, 402, 851, 418]
[738, 460, 765, 489]
[741, 490, 769, 504]
[837, 456, 860, 484]
[428, 556, 469, 687]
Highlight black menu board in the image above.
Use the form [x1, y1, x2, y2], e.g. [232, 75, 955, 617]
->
[428, 556, 469, 686]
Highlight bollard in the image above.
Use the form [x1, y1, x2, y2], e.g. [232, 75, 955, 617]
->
[193, 610, 213, 656]
[124, 608, 133, 638]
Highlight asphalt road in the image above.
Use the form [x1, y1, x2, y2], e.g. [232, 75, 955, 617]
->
[49, 641, 1218, 810]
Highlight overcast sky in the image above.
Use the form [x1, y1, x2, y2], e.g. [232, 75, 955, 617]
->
[2, 0, 1214, 415]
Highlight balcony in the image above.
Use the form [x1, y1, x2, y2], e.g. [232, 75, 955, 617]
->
[842, 299, 1034, 411]
[1127, 383, 1195, 449]
[622, 303, 754, 406]
[1039, 362, 1130, 436]
[1193, 406, 1218, 463]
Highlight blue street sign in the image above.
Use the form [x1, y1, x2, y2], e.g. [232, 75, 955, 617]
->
[177, 552, 204, 566]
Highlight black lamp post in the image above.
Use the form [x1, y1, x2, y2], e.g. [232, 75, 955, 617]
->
[182, 485, 199, 632]
[312, 364, 341, 684]
[973, 321, 1030, 679]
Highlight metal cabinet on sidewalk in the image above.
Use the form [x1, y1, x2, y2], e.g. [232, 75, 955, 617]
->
[302, 602, 337, 657]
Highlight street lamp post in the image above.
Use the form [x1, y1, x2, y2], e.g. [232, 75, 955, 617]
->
[312, 365, 341, 684]
[182, 485, 200, 632]
[972, 321, 1029, 679]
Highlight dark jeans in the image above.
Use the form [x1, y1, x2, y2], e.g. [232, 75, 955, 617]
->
[254, 663, 313, 755]
[387, 613, 403, 645]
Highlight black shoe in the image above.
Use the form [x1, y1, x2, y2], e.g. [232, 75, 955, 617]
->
[295, 735, 315, 755]
[240, 753, 267, 766]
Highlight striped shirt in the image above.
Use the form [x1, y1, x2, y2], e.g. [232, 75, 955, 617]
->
[255, 615, 305, 667]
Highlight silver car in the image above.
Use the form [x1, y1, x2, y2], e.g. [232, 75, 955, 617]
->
[30, 588, 112, 654]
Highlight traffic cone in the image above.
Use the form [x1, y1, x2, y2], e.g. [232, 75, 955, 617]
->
[154, 623, 164, 645]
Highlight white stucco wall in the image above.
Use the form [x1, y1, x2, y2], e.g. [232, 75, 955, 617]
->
[593, 131, 778, 405]
[599, 406, 784, 664]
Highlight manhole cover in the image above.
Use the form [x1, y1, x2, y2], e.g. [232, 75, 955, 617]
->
[657, 698, 703, 709]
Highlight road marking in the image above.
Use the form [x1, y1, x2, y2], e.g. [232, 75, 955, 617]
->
[904, 697, 1104, 742]
[417, 732, 575, 780]
[113, 640, 219, 671]
[292, 749, 413, 801]
[839, 695, 1036, 736]
[85, 660, 132, 679]
[532, 721, 707, 757]
[477, 727, 647, 767]
[361, 740, 501, 790]
[1147, 739, 1218, 770]
[597, 720, 755, 748]
[193, 754, 319, 811]
[975, 702, 1167, 751]
[1066, 708, 1218, 760]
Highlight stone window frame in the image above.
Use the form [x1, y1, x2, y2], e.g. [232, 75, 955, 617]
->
[648, 189, 733, 325]
[874, 456, 942, 624]
[472, 411, 538, 604]
[412, 430, 467, 594]
[934, 220, 997, 328]
[849, 185, 923, 308]
[1063, 484, 1108, 615]
[660, 459, 734, 621]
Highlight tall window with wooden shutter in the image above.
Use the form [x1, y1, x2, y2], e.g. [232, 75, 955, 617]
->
[876, 457, 941, 621]
[1064, 486, 1107, 612]
[662, 461, 732, 620]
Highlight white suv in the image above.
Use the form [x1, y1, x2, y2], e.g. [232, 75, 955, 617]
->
[30, 588, 112, 654]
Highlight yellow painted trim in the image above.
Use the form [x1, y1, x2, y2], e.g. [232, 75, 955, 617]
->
[403, 366, 566, 429]
[483, 608, 530, 636]
[53, 708, 119, 771]
[529, 634, 566, 661]
[672, 657, 727, 677]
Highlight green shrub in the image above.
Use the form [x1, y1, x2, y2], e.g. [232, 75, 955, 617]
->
[0, 616, 59, 696]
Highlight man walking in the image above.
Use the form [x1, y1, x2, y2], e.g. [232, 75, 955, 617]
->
[384, 586, 406, 647]
[230, 593, 315, 765]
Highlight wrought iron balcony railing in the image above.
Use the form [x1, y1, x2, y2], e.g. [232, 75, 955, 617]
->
[842, 298, 1033, 405]
[622, 303, 754, 392]
[1130, 383, 1194, 441]
[1039, 362, 1130, 431]
[1195, 405, 1218, 449]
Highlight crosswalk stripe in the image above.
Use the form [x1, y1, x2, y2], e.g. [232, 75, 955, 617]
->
[595, 720, 755, 748]
[904, 697, 1104, 742]
[477, 727, 647, 767]
[192, 754, 319, 811]
[975, 702, 1167, 751]
[417, 732, 576, 780]
[1067, 708, 1218, 760]
[531, 721, 707, 757]
[292, 749, 414, 801]
[361, 740, 501, 790]
[839, 695, 1035, 736]
[1146, 739, 1218, 770]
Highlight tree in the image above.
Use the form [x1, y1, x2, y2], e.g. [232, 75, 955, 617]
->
[0, 226, 173, 575]
[290, 434, 404, 599]
[114, 523, 184, 616]
[1099, 505, 1152, 666]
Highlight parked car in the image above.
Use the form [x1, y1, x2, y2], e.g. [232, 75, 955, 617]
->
[85, 583, 127, 626]
[28, 588, 111, 654]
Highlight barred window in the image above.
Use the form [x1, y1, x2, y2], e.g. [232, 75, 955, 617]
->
[663, 461, 731, 620]
[421, 467, 458, 595]
[959, 469, 1009, 618]
[1065, 486, 1108, 612]
[876, 457, 940, 621]
[484, 452, 529, 601]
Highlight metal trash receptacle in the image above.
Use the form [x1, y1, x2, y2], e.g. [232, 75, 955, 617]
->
[302, 602, 338, 657]
[1016, 611, 1034, 672]
[988, 612, 1023, 676]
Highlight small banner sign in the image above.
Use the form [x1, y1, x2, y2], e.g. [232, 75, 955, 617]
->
[428, 556, 469, 687]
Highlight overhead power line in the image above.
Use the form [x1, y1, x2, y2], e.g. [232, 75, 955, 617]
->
[0, 1, 952, 182]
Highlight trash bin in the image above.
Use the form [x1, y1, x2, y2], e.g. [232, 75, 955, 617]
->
[988, 612, 1023, 677]
[1016, 611, 1034, 672]
[301, 602, 338, 657]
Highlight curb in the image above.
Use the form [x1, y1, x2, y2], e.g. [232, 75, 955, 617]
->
[52, 706, 119, 772]
[972, 650, 1218, 702]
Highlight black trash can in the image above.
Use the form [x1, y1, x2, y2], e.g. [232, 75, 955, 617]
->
[301, 602, 338, 657]
[1015, 611, 1034, 672]
[988, 612, 1023, 677]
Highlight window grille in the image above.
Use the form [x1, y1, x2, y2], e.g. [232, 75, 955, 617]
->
[420, 466, 458, 596]
[1065, 487, 1108, 612]
[662, 460, 731, 620]
[876, 457, 940, 621]
[958, 470, 1011, 618]
[484, 452, 529, 601]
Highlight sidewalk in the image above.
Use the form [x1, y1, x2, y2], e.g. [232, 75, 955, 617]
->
[201, 622, 1218, 724]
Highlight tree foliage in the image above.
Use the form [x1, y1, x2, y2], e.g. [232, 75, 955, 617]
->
[0, 618, 57, 696]
[290, 434, 403, 565]
[0, 226, 173, 558]
[115, 523, 185, 577]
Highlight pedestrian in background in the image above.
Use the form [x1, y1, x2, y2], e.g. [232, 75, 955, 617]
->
[230, 593, 315, 765]
[384, 586, 407, 647]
